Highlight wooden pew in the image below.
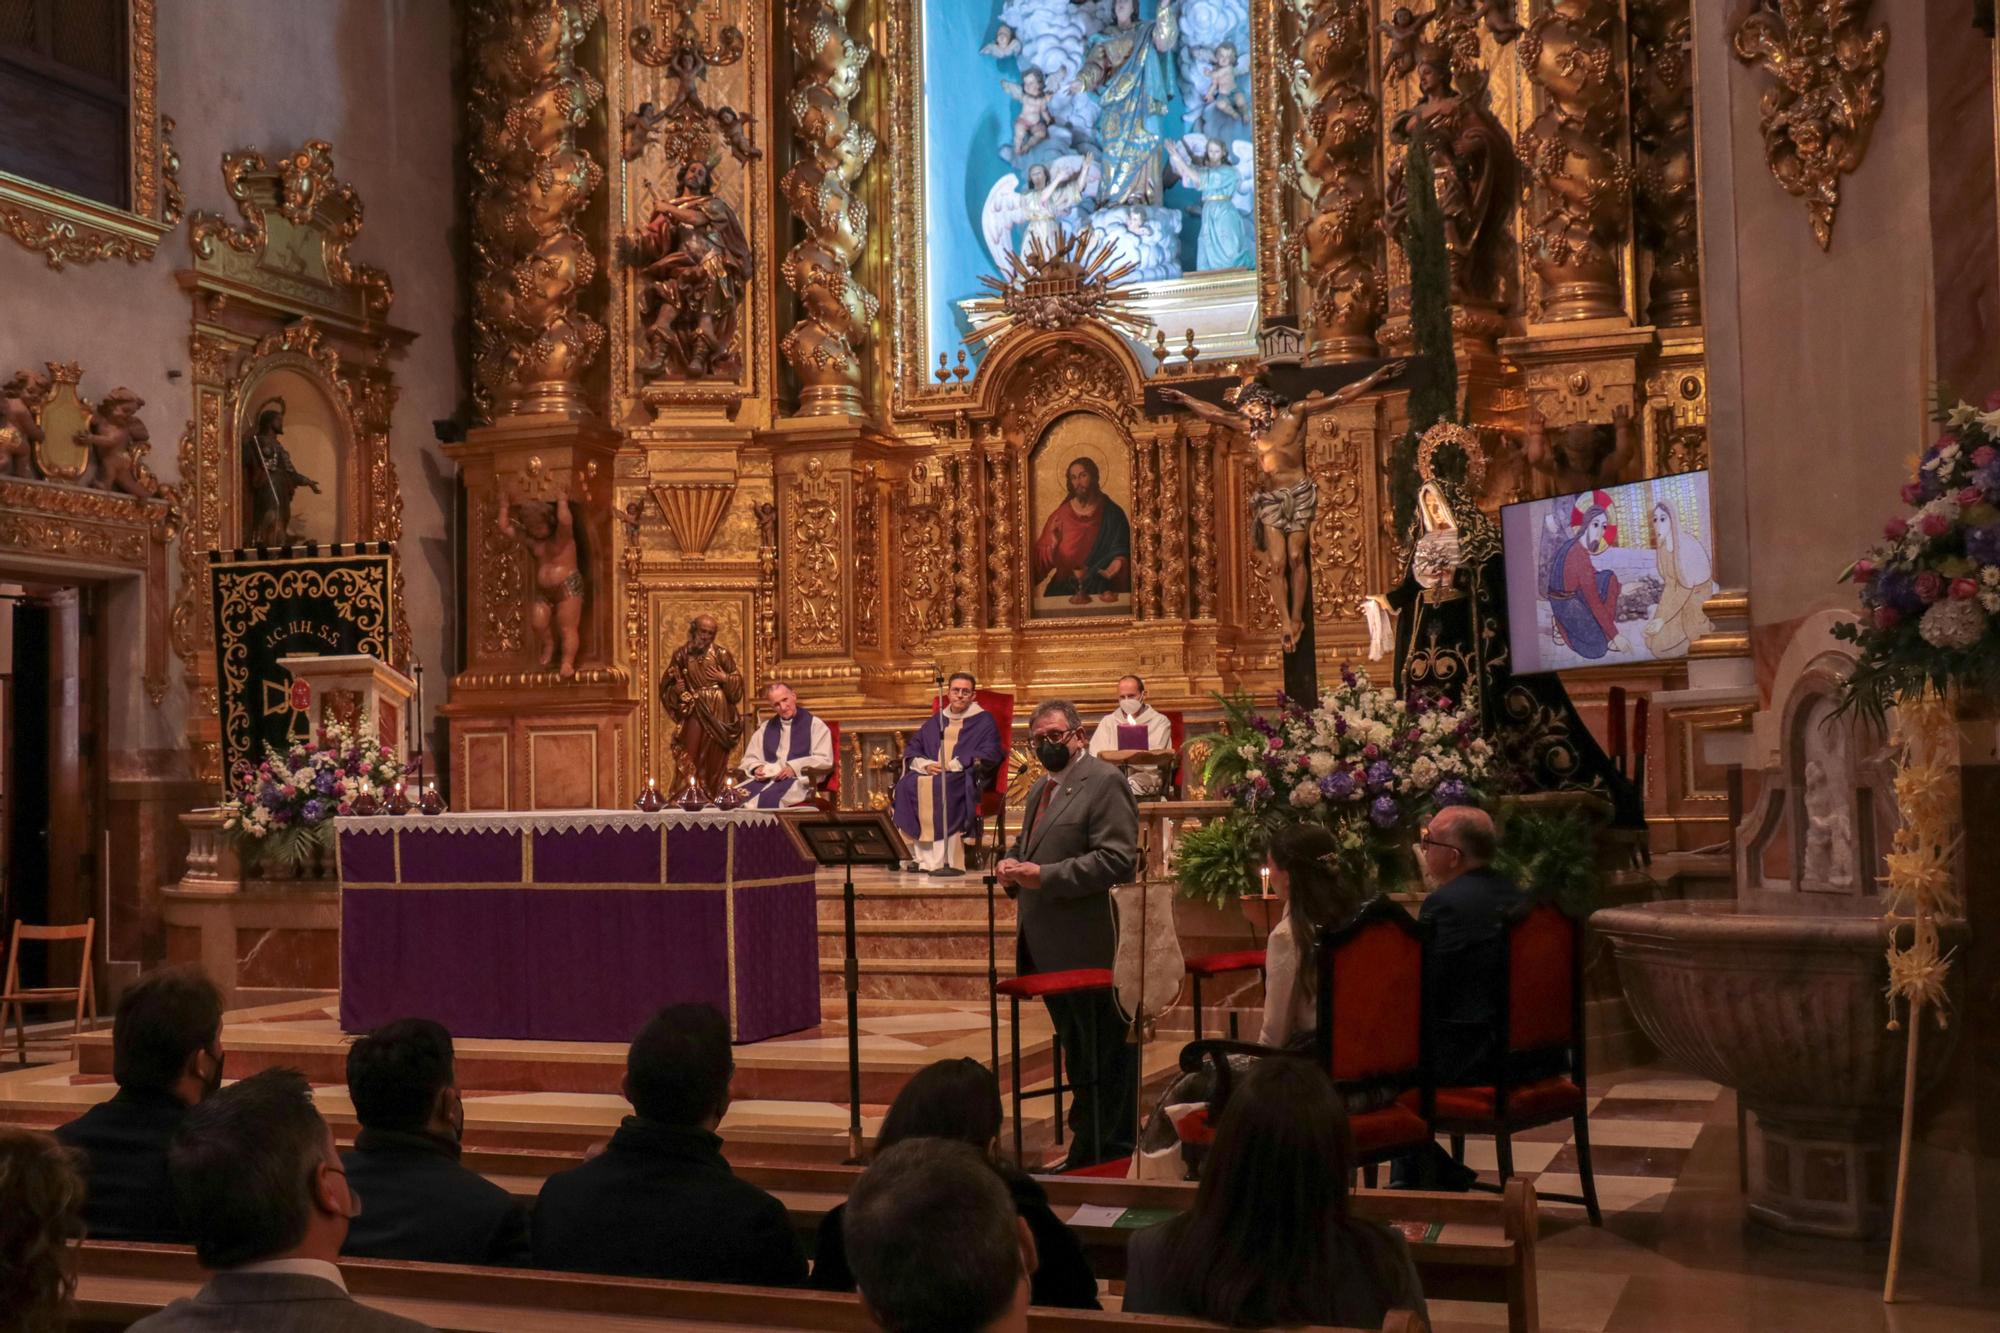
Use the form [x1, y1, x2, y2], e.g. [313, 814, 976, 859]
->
[69, 1242, 1424, 1333]
[461, 1151, 1538, 1333]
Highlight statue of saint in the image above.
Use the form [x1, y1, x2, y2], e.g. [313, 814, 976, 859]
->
[243, 399, 319, 546]
[1383, 43, 1515, 303]
[1160, 360, 1403, 652]
[1067, 0, 1177, 208]
[628, 161, 754, 380]
[659, 614, 745, 799]
[497, 487, 584, 677]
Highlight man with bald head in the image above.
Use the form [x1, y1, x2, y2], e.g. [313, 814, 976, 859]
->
[1398, 804, 1523, 1189]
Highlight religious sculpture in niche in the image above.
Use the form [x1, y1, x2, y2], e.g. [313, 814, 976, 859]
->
[1382, 43, 1515, 308]
[497, 485, 585, 678]
[78, 388, 161, 498]
[659, 613, 745, 798]
[621, 159, 754, 380]
[1159, 361, 1401, 652]
[1521, 404, 1639, 495]
[0, 371, 50, 478]
[1797, 696, 1856, 890]
[242, 399, 322, 547]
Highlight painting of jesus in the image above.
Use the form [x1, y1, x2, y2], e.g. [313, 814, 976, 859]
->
[1028, 415, 1134, 619]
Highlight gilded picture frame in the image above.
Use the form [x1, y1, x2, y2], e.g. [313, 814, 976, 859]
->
[0, 0, 180, 270]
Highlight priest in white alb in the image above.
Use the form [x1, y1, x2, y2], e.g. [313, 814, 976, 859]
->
[1087, 673, 1174, 797]
[742, 681, 836, 808]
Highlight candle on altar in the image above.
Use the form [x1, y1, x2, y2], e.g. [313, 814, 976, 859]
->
[1259, 864, 1270, 897]
[411, 658, 425, 779]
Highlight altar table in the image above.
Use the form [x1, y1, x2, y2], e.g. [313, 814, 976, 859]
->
[335, 810, 819, 1044]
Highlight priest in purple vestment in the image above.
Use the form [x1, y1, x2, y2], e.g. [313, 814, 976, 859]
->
[742, 681, 835, 809]
[891, 672, 1004, 876]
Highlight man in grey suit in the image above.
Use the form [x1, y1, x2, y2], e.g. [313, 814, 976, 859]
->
[131, 1067, 432, 1332]
[997, 699, 1140, 1169]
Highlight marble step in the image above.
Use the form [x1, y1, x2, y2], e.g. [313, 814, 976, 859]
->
[817, 918, 1008, 962]
[815, 882, 1017, 923]
[819, 955, 1014, 1001]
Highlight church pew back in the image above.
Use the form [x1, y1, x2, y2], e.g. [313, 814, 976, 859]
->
[68, 1242, 1420, 1333]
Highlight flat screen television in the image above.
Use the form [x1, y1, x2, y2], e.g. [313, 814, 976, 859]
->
[1499, 469, 1715, 675]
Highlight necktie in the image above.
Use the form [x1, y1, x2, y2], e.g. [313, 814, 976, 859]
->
[1033, 780, 1057, 837]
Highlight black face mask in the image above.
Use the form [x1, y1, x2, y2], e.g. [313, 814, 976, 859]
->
[1034, 733, 1073, 772]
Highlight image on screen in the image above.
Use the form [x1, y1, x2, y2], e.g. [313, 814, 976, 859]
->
[1500, 470, 1715, 676]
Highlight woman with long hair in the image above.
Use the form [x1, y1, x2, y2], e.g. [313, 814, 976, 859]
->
[808, 1057, 1099, 1309]
[1124, 1060, 1428, 1327]
[1643, 498, 1714, 657]
[0, 1128, 87, 1333]
[1258, 822, 1369, 1047]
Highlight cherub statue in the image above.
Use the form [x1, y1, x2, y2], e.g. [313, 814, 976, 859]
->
[1001, 68, 1057, 160]
[1379, 6, 1435, 80]
[1159, 360, 1406, 651]
[0, 370, 50, 479]
[1480, 0, 1524, 43]
[77, 387, 159, 498]
[981, 156, 1094, 267]
[497, 483, 584, 678]
[1522, 403, 1640, 496]
[1191, 41, 1249, 141]
[713, 106, 763, 165]
[981, 22, 1020, 59]
[621, 101, 665, 161]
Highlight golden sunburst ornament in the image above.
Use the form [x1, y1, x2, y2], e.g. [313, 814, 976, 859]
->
[961, 228, 1148, 351]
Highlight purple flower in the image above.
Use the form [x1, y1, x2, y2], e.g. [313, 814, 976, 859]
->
[315, 770, 337, 795]
[1333, 715, 1348, 736]
[1969, 523, 2000, 567]
[1979, 459, 2000, 497]
[1876, 569, 1924, 614]
[257, 782, 280, 807]
[1324, 770, 1356, 800]
[1369, 795, 1399, 828]
[1435, 778, 1470, 807]
[301, 799, 326, 823]
[1366, 760, 1395, 790]
[1340, 663, 1357, 687]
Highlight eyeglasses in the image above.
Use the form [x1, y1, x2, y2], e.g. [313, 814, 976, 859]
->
[1417, 832, 1461, 855]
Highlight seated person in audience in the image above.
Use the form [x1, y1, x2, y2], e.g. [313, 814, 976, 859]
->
[1396, 803, 1522, 1189]
[531, 1002, 806, 1286]
[0, 1127, 86, 1333]
[1257, 822, 1369, 1049]
[1086, 674, 1174, 798]
[809, 1057, 1097, 1308]
[844, 1137, 1036, 1333]
[340, 1018, 529, 1266]
[55, 964, 224, 1242]
[134, 1068, 433, 1332]
[742, 680, 836, 808]
[1123, 1059, 1428, 1328]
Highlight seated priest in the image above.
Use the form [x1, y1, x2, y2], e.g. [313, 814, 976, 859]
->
[892, 671, 1004, 877]
[1086, 673, 1174, 798]
[742, 680, 835, 808]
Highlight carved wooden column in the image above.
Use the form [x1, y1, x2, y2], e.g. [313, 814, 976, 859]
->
[1518, 1, 1633, 322]
[1291, 1, 1380, 360]
[783, 0, 877, 417]
[465, 0, 607, 418]
[1630, 0, 1700, 328]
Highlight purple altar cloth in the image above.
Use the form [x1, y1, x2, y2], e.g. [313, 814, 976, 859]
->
[336, 811, 818, 1044]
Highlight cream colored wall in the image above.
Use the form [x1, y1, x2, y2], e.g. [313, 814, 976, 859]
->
[1694, 4, 1942, 638]
[0, 0, 459, 761]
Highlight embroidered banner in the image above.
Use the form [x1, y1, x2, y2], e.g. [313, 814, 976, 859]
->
[209, 543, 396, 778]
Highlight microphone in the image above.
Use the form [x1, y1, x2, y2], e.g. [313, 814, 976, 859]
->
[1010, 758, 1031, 780]
[931, 662, 946, 694]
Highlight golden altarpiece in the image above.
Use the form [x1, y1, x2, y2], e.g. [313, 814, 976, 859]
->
[441, 0, 1721, 849]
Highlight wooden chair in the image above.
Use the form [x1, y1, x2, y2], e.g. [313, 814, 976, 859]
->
[1, 918, 97, 1066]
[1413, 900, 1602, 1225]
[1183, 897, 1435, 1182]
[994, 966, 1116, 1168]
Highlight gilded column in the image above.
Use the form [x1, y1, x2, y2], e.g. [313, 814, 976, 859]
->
[467, 0, 607, 418]
[1517, 1, 1633, 322]
[783, 0, 878, 417]
[1630, 0, 1699, 327]
[1291, 1, 1379, 360]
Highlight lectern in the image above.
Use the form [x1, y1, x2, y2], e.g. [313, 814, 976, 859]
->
[277, 653, 416, 765]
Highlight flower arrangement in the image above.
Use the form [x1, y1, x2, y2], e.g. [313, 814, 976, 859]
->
[220, 723, 403, 876]
[1175, 667, 1496, 905]
[1836, 391, 2000, 717]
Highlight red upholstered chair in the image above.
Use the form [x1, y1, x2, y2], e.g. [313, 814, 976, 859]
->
[961, 689, 1014, 865]
[1182, 897, 1433, 1182]
[809, 718, 842, 812]
[1182, 948, 1266, 1041]
[995, 967, 1115, 1167]
[1409, 901, 1602, 1225]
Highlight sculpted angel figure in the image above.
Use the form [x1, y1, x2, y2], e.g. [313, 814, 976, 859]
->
[1189, 41, 1249, 143]
[497, 484, 584, 677]
[981, 157, 1094, 267]
[0, 370, 50, 479]
[1166, 137, 1252, 271]
[1001, 68, 1057, 160]
[78, 387, 159, 498]
[1379, 6, 1435, 80]
[1159, 360, 1405, 651]
[982, 22, 1021, 60]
